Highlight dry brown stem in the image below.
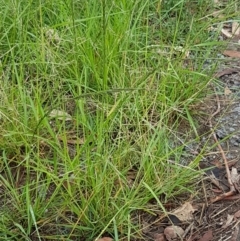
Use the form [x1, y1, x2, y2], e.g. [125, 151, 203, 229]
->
[208, 89, 236, 203]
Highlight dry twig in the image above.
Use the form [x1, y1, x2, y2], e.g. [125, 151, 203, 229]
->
[209, 89, 236, 203]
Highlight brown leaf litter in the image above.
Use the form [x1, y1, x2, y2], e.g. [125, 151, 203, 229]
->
[129, 62, 240, 241]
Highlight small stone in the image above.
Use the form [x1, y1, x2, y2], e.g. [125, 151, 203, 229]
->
[216, 129, 226, 139]
[227, 154, 234, 159]
[164, 226, 184, 241]
[232, 107, 240, 112]
[153, 233, 166, 241]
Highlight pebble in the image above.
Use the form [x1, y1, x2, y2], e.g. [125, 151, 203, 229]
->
[232, 107, 240, 112]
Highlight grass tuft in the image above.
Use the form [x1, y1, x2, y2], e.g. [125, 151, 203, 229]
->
[0, 0, 238, 240]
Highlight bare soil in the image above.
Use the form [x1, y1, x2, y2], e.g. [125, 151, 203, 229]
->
[133, 57, 240, 241]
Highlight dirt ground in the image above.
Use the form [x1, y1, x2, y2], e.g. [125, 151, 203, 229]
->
[129, 47, 240, 241]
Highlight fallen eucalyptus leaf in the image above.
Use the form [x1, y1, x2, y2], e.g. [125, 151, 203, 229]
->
[96, 237, 113, 241]
[198, 229, 213, 241]
[171, 202, 197, 222]
[214, 68, 239, 78]
[234, 209, 240, 218]
[221, 28, 233, 38]
[224, 86, 232, 96]
[223, 50, 240, 58]
[222, 214, 234, 229]
[232, 22, 240, 36]
[49, 109, 72, 121]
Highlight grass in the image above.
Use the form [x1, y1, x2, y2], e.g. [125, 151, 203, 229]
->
[0, 0, 238, 240]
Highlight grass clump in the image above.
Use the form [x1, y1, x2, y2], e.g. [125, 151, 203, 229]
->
[0, 0, 237, 240]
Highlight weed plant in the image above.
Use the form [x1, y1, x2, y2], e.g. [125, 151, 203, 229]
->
[0, 0, 237, 240]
